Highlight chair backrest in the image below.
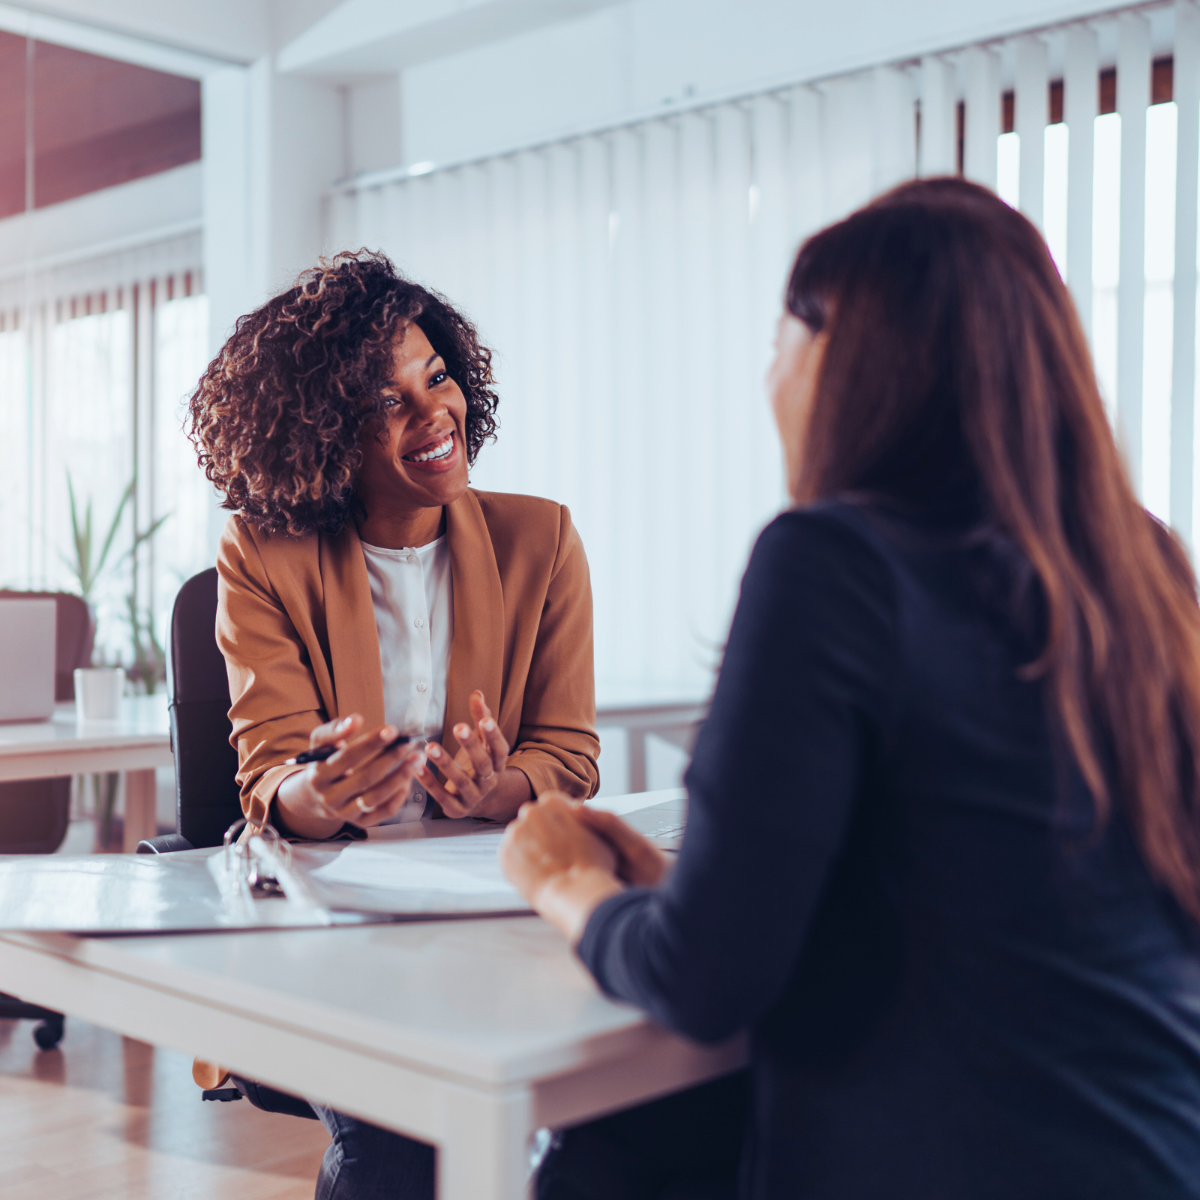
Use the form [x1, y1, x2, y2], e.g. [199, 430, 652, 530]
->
[169, 568, 243, 848]
[0, 590, 94, 701]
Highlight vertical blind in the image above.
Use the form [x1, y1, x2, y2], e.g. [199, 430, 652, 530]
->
[0, 233, 211, 665]
[335, 0, 1200, 701]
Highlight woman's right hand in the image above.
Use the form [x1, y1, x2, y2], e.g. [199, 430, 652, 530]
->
[274, 714, 426, 839]
[575, 806, 670, 888]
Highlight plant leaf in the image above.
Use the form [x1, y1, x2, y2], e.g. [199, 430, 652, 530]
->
[111, 510, 172, 571]
[65, 473, 88, 596]
[93, 480, 134, 583]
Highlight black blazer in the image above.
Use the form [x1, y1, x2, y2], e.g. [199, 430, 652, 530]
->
[579, 501, 1200, 1199]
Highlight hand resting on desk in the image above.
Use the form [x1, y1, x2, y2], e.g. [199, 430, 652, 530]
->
[575, 806, 670, 889]
[500, 793, 669, 944]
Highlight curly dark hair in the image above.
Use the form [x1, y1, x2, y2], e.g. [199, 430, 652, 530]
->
[187, 250, 499, 537]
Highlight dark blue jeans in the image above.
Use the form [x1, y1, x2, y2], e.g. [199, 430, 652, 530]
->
[312, 1104, 436, 1200]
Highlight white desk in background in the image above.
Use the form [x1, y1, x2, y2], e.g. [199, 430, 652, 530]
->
[0, 790, 743, 1200]
[0, 694, 172, 853]
[595, 684, 709, 794]
[0, 684, 701, 851]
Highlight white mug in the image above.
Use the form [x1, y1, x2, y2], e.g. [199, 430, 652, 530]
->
[74, 667, 125, 721]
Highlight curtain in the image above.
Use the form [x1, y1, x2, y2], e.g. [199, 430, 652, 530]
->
[334, 1, 1200, 703]
[0, 232, 211, 669]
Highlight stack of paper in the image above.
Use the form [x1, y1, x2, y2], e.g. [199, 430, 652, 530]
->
[300, 829, 530, 916]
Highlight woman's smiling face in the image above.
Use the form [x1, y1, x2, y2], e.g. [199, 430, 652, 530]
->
[356, 322, 471, 518]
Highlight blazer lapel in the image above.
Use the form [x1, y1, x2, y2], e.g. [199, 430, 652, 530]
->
[320, 524, 386, 728]
[444, 490, 505, 754]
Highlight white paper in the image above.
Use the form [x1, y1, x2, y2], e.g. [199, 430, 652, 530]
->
[310, 831, 520, 897]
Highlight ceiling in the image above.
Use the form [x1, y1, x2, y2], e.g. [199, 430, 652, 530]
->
[275, 0, 630, 77]
[1, 0, 632, 76]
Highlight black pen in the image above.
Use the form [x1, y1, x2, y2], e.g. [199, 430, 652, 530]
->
[286, 732, 413, 766]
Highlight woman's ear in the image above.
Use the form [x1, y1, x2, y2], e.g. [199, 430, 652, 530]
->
[768, 316, 826, 501]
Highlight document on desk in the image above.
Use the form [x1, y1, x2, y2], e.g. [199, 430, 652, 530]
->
[0, 825, 533, 932]
[301, 829, 531, 916]
[0, 850, 376, 934]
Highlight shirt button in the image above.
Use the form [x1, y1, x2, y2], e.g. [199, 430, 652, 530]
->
[414, 617, 424, 628]
[416, 681, 427, 692]
[406, 554, 417, 564]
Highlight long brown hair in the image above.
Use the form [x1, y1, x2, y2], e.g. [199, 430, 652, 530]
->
[787, 177, 1200, 922]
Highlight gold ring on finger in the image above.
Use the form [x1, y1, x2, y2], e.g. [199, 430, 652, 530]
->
[355, 796, 377, 814]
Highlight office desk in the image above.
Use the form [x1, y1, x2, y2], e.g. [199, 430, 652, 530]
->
[596, 688, 708, 793]
[0, 695, 173, 852]
[0, 795, 743, 1200]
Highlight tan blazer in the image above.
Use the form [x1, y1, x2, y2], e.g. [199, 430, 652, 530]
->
[194, 489, 598, 1092]
[217, 487, 600, 826]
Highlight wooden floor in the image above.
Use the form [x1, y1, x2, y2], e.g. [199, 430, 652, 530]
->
[0, 1016, 329, 1199]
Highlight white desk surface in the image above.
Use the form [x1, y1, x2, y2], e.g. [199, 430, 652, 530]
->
[0, 694, 172, 781]
[0, 789, 742, 1200]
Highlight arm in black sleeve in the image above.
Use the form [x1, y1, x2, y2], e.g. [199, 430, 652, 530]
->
[577, 506, 899, 1042]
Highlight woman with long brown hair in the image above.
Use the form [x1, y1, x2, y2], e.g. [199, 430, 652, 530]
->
[502, 177, 1200, 1198]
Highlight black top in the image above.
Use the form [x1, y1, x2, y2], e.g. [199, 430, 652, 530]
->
[579, 501, 1200, 1199]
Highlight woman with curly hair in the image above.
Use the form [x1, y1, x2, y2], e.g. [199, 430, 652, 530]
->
[187, 250, 599, 1197]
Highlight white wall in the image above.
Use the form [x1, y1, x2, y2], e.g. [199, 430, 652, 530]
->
[202, 64, 343, 354]
[348, 77, 402, 175]
[400, 6, 630, 167]
[267, 74, 345, 291]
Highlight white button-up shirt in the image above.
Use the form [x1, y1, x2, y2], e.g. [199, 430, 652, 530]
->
[360, 535, 454, 822]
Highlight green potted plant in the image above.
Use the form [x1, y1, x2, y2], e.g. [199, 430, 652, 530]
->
[62, 473, 169, 848]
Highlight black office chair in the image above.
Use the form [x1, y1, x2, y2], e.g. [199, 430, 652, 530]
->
[138, 567, 317, 1119]
[0, 591, 95, 1048]
[162, 567, 244, 851]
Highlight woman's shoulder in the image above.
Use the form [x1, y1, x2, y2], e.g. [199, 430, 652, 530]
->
[217, 513, 321, 581]
[218, 513, 255, 556]
[743, 500, 906, 629]
[757, 499, 898, 573]
[758, 500, 1014, 647]
[469, 487, 567, 528]
[468, 488, 579, 557]
[458, 489, 587, 592]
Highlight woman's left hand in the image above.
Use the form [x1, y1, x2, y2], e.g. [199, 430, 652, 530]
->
[500, 792, 625, 943]
[418, 690, 532, 819]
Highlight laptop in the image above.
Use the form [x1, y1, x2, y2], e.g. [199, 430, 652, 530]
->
[0, 599, 56, 722]
[623, 796, 688, 851]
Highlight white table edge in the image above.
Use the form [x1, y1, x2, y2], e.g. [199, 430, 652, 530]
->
[0, 784, 746, 1200]
[0, 928, 745, 1199]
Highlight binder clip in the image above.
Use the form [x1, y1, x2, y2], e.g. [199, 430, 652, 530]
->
[211, 817, 333, 923]
[224, 818, 291, 898]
